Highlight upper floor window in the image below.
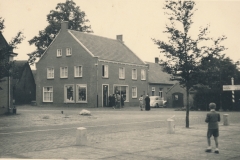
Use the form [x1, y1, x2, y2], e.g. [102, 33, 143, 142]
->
[57, 49, 62, 57]
[102, 65, 109, 78]
[141, 69, 146, 80]
[47, 68, 54, 79]
[119, 67, 125, 79]
[132, 87, 137, 98]
[66, 48, 72, 56]
[132, 69, 137, 80]
[43, 86, 53, 102]
[74, 66, 82, 77]
[60, 67, 68, 78]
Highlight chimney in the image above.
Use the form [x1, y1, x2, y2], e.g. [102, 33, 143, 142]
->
[116, 35, 123, 42]
[61, 21, 68, 31]
[155, 57, 159, 64]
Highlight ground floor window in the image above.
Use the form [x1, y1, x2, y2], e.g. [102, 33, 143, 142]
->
[43, 86, 53, 102]
[113, 85, 128, 102]
[64, 84, 74, 103]
[132, 87, 137, 98]
[76, 84, 87, 103]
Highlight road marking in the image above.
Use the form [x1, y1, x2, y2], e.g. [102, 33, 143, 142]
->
[0, 119, 168, 135]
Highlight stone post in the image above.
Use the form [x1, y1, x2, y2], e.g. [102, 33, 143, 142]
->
[76, 127, 87, 145]
[167, 118, 175, 134]
[223, 114, 229, 126]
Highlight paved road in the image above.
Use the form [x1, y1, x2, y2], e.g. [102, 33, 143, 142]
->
[0, 107, 240, 159]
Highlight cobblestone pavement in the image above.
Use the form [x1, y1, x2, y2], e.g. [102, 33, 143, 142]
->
[0, 106, 240, 160]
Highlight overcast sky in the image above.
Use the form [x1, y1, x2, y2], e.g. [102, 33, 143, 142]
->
[1, 0, 240, 68]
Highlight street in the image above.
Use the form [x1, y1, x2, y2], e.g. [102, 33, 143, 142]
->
[0, 106, 240, 159]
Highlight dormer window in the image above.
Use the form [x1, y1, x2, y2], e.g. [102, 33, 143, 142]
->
[66, 48, 72, 56]
[57, 49, 62, 57]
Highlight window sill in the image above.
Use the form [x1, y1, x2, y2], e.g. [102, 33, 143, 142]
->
[43, 101, 53, 103]
[132, 79, 137, 81]
[74, 76, 82, 78]
[76, 101, 88, 103]
[60, 77, 68, 79]
[47, 78, 54, 80]
[57, 56, 62, 58]
[66, 55, 72, 57]
[64, 101, 75, 103]
[119, 78, 125, 80]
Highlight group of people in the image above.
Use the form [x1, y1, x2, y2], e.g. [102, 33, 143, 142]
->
[108, 93, 124, 109]
[139, 94, 150, 111]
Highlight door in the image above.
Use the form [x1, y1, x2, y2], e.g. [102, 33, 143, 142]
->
[172, 93, 183, 108]
[103, 85, 109, 107]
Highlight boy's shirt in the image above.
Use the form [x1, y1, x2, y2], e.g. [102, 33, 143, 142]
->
[205, 110, 221, 129]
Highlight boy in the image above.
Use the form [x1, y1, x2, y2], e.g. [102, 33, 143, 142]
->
[205, 102, 221, 154]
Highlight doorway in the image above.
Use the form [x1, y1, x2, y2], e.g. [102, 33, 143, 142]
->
[102, 84, 109, 107]
[172, 92, 184, 108]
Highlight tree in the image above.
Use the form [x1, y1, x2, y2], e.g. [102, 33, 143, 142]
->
[152, 0, 227, 128]
[28, 0, 93, 64]
[0, 18, 25, 82]
[194, 56, 240, 111]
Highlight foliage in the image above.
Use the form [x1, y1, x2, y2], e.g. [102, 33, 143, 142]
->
[28, 0, 93, 64]
[0, 18, 25, 81]
[152, 0, 227, 127]
[194, 56, 240, 111]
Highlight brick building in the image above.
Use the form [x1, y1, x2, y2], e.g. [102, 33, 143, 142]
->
[36, 21, 148, 107]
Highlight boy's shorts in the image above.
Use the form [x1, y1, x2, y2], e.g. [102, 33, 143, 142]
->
[207, 129, 219, 137]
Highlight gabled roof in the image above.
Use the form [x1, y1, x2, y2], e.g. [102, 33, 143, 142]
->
[69, 30, 145, 65]
[0, 31, 9, 50]
[12, 60, 28, 80]
[146, 62, 177, 85]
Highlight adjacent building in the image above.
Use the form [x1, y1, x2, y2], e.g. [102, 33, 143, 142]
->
[36, 21, 148, 107]
[12, 60, 36, 105]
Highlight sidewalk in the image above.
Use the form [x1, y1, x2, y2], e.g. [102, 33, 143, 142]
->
[2, 122, 240, 159]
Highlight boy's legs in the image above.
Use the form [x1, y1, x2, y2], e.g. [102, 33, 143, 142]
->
[205, 130, 212, 152]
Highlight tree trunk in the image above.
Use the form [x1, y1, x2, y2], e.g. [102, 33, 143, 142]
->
[186, 86, 190, 128]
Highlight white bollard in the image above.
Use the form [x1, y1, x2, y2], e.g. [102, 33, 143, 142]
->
[167, 118, 175, 134]
[223, 114, 229, 126]
[76, 127, 87, 145]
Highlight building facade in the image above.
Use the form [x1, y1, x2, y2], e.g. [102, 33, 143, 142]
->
[36, 22, 148, 107]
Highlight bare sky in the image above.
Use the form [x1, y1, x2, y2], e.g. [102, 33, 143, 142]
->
[1, 0, 240, 67]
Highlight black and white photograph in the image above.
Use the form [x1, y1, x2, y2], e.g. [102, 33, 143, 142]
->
[1, 0, 240, 159]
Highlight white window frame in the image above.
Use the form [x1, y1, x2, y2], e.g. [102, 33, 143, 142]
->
[43, 86, 53, 102]
[57, 49, 62, 57]
[47, 68, 54, 79]
[132, 69, 137, 80]
[60, 66, 68, 78]
[74, 66, 82, 77]
[141, 69, 146, 80]
[132, 86, 137, 98]
[76, 84, 87, 103]
[102, 65, 109, 78]
[66, 47, 72, 56]
[119, 67, 125, 79]
[64, 84, 75, 103]
[159, 91, 163, 98]
[113, 84, 129, 102]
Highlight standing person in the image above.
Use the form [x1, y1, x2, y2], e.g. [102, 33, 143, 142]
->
[145, 95, 150, 111]
[205, 102, 221, 154]
[108, 94, 112, 108]
[116, 93, 121, 109]
[139, 95, 144, 111]
[121, 95, 125, 108]
[112, 94, 116, 109]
